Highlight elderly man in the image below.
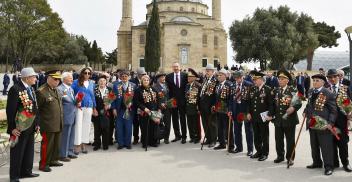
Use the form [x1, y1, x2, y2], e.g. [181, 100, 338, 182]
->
[57, 72, 78, 161]
[6, 67, 39, 182]
[36, 70, 64, 172]
[304, 74, 337, 175]
[166, 62, 188, 144]
[337, 69, 350, 86]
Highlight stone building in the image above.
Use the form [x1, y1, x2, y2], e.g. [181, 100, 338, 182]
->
[117, 0, 227, 72]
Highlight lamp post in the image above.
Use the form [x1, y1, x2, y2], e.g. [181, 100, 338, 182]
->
[345, 26, 352, 85]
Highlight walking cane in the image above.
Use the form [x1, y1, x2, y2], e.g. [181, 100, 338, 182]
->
[287, 116, 306, 169]
[227, 115, 232, 155]
[145, 116, 150, 152]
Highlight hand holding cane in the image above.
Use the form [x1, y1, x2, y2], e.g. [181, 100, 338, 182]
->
[145, 117, 150, 152]
[287, 115, 306, 169]
[226, 114, 232, 155]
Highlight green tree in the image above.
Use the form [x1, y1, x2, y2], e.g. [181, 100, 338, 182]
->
[144, 0, 161, 72]
[105, 48, 117, 66]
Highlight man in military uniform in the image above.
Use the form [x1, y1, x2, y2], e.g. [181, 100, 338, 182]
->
[199, 64, 218, 147]
[213, 69, 232, 150]
[6, 67, 39, 182]
[272, 70, 302, 165]
[326, 69, 352, 172]
[304, 74, 337, 175]
[246, 71, 274, 161]
[185, 68, 202, 144]
[229, 70, 253, 156]
[36, 70, 64, 172]
[153, 72, 172, 144]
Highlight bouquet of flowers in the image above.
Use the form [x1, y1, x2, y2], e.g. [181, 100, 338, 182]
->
[282, 92, 304, 120]
[309, 115, 341, 140]
[103, 91, 117, 106]
[123, 92, 134, 120]
[214, 101, 227, 113]
[75, 92, 85, 110]
[149, 110, 163, 123]
[166, 98, 177, 109]
[236, 112, 246, 122]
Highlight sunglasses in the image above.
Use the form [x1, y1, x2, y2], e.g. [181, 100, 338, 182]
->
[53, 78, 61, 81]
[84, 72, 91, 75]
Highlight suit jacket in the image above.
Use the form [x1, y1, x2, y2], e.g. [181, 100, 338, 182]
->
[342, 78, 350, 86]
[304, 87, 337, 129]
[199, 75, 218, 114]
[185, 81, 201, 115]
[166, 72, 187, 107]
[130, 77, 141, 87]
[3, 74, 10, 85]
[153, 82, 169, 110]
[265, 76, 279, 88]
[111, 81, 137, 114]
[230, 80, 252, 114]
[272, 85, 302, 127]
[304, 76, 311, 90]
[247, 84, 274, 122]
[214, 80, 232, 113]
[57, 84, 76, 126]
[6, 81, 38, 134]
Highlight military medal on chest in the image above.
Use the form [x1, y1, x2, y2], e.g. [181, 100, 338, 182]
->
[315, 93, 326, 111]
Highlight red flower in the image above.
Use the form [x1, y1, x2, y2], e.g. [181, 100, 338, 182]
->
[172, 99, 177, 107]
[22, 110, 33, 118]
[76, 92, 85, 102]
[237, 113, 245, 122]
[343, 99, 351, 107]
[297, 92, 304, 98]
[107, 92, 116, 100]
[309, 117, 317, 128]
[158, 92, 164, 98]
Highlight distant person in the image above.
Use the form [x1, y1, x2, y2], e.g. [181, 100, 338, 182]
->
[337, 69, 350, 86]
[265, 72, 279, 88]
[304, 72, 311, 98]
[12, 71, 20, 85]
[3, 71, 10, 95]
[296, 72, 305, 94]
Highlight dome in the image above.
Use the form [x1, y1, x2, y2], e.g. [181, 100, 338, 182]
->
[171, 16, 194, 23]
[156, 0, 203, 2]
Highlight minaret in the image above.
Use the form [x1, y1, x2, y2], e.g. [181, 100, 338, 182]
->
[212, 0, 221, 21]
[117, 0, 133, 69]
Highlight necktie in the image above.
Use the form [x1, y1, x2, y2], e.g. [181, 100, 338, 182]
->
[235, 84, 241, 102]
[68, 87, 74, 100]
[280, 88, 284, 95]
[27, 87, 33, 99]
[332, 85, 337, 94]
[176, 74, 180, 88]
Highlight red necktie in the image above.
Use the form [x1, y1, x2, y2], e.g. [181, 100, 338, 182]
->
[176, 74, 180, 88]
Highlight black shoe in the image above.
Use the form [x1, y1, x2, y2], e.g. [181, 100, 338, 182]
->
[324, 168, 333, 176]
[39, 166, 52, 172]
[133, 139, 139, 145]
[73, 151, 79, 155]
[181, 139, 186, 144]
[334, 163, 340, 168]
[214, 145, 226, 150]
[126, 146, 132, 150]
[306, 164, 322, 169]
[189, 139, 194, 143]
[49, 161, 63, 167]
[103, 146, 109, 150]
[164, 139, 170, 144]
[233, 148, 242, 153]
[68, 155, 78, 159]
[93, 146, 100, 151]
[258, 155, 268, 161]
[21, 173, 40, 178]
[10, 179, 19, 182]
[250, 152, 260, 159]
[274, 157, 284, 163]
[208, 142, 216, 148]
[117, 146, 124, 150]
[171, 137, 181, 142]
[81, 150, 88, 154]
[287, 160, 294, 166]
[343, 164, 352, 172]
[247, 151, 253, 157]
[150, 144, 158, 147]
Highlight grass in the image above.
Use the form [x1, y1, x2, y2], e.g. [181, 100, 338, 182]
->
[0, 100, 6, 110]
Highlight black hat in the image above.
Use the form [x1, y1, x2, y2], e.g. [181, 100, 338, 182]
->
[119, 70, 130, 76]
[155, 72, 166, 79]
[46, 70, 62, 79]
[188, 68, 199, 78]
[311, 74, 327, 83]
[326, 69, 339, 77]
[249, 70, 265, 80]
[98, 75, 108, 80]
[277, 69, 292, 81]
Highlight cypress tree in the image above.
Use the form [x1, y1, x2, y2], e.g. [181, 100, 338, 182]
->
[144, 0, 161, 72]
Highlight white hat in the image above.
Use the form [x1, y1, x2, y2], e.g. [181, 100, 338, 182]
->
[218, 68, 228, 76]
[205, 64, 216, 70]
[136, 67, 147, 75]
[20, 67, 37, 78]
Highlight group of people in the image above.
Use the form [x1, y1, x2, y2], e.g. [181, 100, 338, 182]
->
[5, 62, 352, 182]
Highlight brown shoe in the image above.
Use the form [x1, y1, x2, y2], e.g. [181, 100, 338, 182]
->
[59, 157, 71, 162]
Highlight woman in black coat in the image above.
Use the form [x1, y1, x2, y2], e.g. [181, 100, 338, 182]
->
[135, 75, 159, 148]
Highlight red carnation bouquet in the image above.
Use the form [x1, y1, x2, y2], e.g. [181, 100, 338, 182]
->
[282, 91, 304, 120]
[309, 115, 341, 140]
[237, 113, 245, 122]
[75, 92, 85, 110]
[123, 92, 134, 120]
[104, 91, 117, 106]
[214, 101, 227, 113]
[336, 86, 352, 131]
[166, 98, 177, 109]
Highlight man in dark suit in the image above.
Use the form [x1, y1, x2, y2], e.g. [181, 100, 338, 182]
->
[229, 71, 253, 156]
[272, 70, 302, 166]
[337, 69, 350, 86]
[304, 74, 337, 176]
[304, 72, 311, 98]
[6, 67, 40, 182]
[166, 62, 188, 143]
[3, 71, 10, 95]
[326, 69, 352, 172]
[296, 72, 305, 94]
[265, 72, 279, 88]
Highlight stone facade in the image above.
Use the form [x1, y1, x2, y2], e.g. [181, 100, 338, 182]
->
[117, 0, 227, 72]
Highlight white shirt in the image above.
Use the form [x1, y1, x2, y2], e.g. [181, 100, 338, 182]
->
[99, 87, 107, 98]
[174, 72, 181, 87]
[83, 80, 89, 88]
[63, 83, 74, 98]
[331, 82, 339, 93]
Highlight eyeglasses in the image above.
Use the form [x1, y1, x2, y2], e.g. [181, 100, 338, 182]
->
[53, 78, 61, 81]
[84, 72, 91, 75]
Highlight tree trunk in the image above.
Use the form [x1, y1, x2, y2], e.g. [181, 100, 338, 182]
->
[306, 48, 314, 71]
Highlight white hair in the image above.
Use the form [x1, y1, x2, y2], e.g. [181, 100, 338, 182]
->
[61, 72, 73, 81]
[337, 69, 345, 77]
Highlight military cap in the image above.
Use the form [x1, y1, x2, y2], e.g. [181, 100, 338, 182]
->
[155, 72, 166, 79]
[188, 68, 199, 77]
[277, 69, 292, 81]
[46, 70, 62, 79]
[250, 70, 265, 80]
[326, 69, 339, 77]
[311, 74, 327, 83]
[233, 70, 244, 78]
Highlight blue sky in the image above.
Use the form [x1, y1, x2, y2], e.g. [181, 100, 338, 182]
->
[48, 0, 352, 66]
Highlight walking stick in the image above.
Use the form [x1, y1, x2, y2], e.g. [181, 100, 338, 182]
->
[227, 115, 232, 155]
[145, 116, 150, 152]
[287, 116, 306, 169]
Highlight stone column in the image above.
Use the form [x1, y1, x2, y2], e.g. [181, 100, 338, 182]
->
[212, 0, 221, 21]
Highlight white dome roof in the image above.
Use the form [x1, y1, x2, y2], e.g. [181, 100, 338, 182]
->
[171, 16, 194, 23]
